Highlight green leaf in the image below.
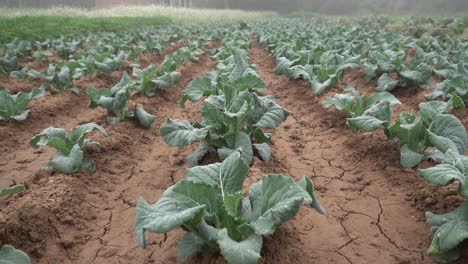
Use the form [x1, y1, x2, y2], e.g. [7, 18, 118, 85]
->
[399, 63, 432, 86]
[86, 86, 111, 108]
[250, 94, 289, 129]
[134, 104, 156, 129]
[236, 74, 267, 92]
[82, 157, 96, 173]
[228, 49, 250, 81]
[70, 87, 80, 94]
[322, 93, 355, 114]
[110, 72, 135, 94]
[160, 119, 208, 147]
[367, 92, 401, 106]
[253, 143, 271, 161]
[217, 229, 263, 264]
[218, 131, 253, 165]
[428, 114, 467, 154]
[177, 232, 207, 263]
[253, 129, 271, 144]
[275, 57, 295, 75]
[74, 123, 108, 139]
[364, 61, 378, 81]
[249, 174, 312, 235]
[153, 71, 181, 89]
[0, 185, 25, 198]
[197, 218, 221, 242]
[223, 192, 243, 217]
[309, 77, 334, 96]
[0, 87, 44, 121]
[107, 116, 123, 125]
[400, 144, 425, 168]
[219, 198, 253, 242]
[298, 176, 325, 214]
[390, 115, 426, 148]
[10, 110, 30, 122]
[47, 144, 84, 174]
[135, 180, 218, 248]
[376, 73, 399, 92]
[425, 202, 468, 263]
[419, 97, 463, 126]
[30, 127, 67, 149]
[0, 245, 31, 264]
[98, 88, 130, 112]
[347, 101, 391, 132]
[418, 149, 468, 198]
[181, 76, 214, 107]
[187, 142, 216, 167]
[186, 150, 249, 197]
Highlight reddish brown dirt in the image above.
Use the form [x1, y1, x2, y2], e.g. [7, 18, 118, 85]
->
[0, 76, 42, 93]
[0, 43, 216, 263]
[462, 29, 468, 38]
[0, 38, 467, 264]
[245, 39, 468, 264]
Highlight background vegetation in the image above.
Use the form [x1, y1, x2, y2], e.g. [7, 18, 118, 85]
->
[0, 6, 276, 45]
[1, 0, 467, 15]
[0, 16, 171, 44]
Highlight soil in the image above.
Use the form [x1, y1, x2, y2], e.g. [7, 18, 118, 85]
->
[462, 29, 468, 38]
[0, 37, 467, 264]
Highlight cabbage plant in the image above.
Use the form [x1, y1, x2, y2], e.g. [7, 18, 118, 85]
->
[419, 149, 468, 198]
[180, 48, 267, 108]
[376, 62, 432, 92]
[423, 202, 468, 263]
[160, 42, 205, 72]
[426, 62, 468, 105]
[418, 150, 468, 262]
[390, 97, 467, 167]
[135, 151, 324, 264]
[37, 63, 82, 94]
[161, 86, 288, 166]
[325, 89, 467, 167]
[86, 73, 156, 128]
[364, 49, 405, 82]
[0, 54, 19, 74]
[323, 88, 401, 133]
[0, 87, 44, 122]
[30, 123, 108, 174]
[165, 41, 285, 165]
[10, 66, 43, 81]
[132, 65, 181, 97]
[274, 51, 361, 96]
[94, 51, 127, 73]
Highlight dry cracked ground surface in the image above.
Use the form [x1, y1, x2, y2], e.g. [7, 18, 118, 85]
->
[0, 36, 467, 264]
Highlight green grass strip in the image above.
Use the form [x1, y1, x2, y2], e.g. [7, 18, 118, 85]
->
[0, 16, 171, 45]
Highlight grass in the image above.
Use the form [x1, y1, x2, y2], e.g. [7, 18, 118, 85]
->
[0, 16, 171, 45]
[0, 5, 276, 45]
[0, 5, 276, 23]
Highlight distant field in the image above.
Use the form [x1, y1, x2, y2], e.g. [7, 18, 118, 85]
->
[0, 5, 276, 44]
[0, 16, 171, 45]
[0, 5, 276, 22]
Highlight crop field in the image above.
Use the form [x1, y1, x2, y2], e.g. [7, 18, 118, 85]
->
[0, 6, 468, 264]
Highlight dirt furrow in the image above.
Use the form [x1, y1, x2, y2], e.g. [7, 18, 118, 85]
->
[0, 44, 218, 263]
[84, 54, 216, 264]
[246, 39, 454, 264]
[0, 42, 188, 190]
